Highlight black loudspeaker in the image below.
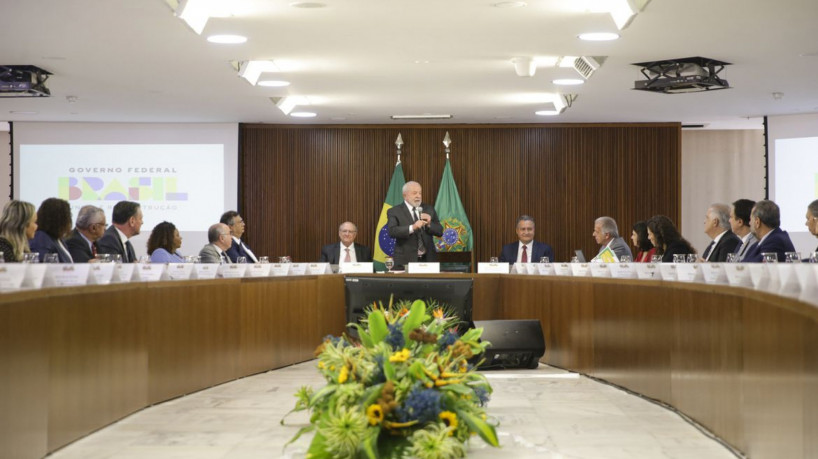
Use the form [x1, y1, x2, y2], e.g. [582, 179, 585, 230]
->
[473, 319, 545, 369]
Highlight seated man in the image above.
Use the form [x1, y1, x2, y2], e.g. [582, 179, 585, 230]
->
[499, 215, 554, 264]
[592, 216, 632, 262]
[700, 203, 741, 262]
[97, 201, 143, 263]
[743, 200, 796, 262]
[729, 198, 757, 261]
[65, 205, 106, 263]
[807, 199, 818, 253]
[198, 223, 232, 263]
[220, 211, 258, 263]
[320, 221, 372, 264]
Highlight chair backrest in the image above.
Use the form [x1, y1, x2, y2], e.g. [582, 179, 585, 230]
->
[438, 251, 472, 273]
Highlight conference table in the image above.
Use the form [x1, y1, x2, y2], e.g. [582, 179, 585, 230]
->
[1, 272, 816, 459]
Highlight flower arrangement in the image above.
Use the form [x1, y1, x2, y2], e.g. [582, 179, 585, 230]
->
[282, 297, 500, 458]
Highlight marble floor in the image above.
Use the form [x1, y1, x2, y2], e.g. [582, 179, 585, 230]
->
[47, 362, 739, 459]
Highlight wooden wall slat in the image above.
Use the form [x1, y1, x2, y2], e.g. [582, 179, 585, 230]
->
[239, 124, 681, 264]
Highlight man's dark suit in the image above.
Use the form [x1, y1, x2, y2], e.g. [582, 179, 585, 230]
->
[65, 229, 96, 263]
[703, 230, 741, 262]
[742, 227, 796, 262]
[499, 241, 554, 264]
[29, 230, 73, 263]
[225, 238, 258, 263]
[319, 243, 373, 264]
[97, 225, 137, 263]
[386, 202, 443, 269]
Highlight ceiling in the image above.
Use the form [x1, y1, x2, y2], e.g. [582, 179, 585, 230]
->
[2, 0, 817, 128]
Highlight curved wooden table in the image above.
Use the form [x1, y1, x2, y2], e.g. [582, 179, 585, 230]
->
[1, 274, 815, 458]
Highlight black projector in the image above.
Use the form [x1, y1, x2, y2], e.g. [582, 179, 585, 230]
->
[0, 65, 52, 97]
[632, 57, 730, 94]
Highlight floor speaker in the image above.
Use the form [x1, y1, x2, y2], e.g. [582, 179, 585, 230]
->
[473, 319, 545, 369]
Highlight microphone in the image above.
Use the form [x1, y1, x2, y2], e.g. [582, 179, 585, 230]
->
[417, 206, 423, 228]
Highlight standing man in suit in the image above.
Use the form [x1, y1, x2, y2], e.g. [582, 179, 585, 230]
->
[65, 205, 106, 263]
[499, 215, 554, 264]
[198, 223, 232, 263]
[700, 203, 741, 262]
[743, 200, 796, 262]
[386, 181, 443, 270]
[592, 216, 632, 262]
[220, 210, 259, 263]
[97, 201, 143, 263]
[320, 221, 372, 264]
[729, 198, 757, 261]
[806, 199, 818, 252]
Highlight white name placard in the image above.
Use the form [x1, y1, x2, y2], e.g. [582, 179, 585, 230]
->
[610, 263, 636, 279]
[0, 264, 27, 290]
[723, 263, 752, 288]
[306, 263, 332, 275]
[553, 263, 573, 276]
[510, 263, 529, 274]
[776, 264, 801, 299]
[288, 263, 309, 276]
[219, 263, 247, 279]
[165, 263, 194, 281]
[88, 263, 116, 285]
[245, 263, 272, 277]
[192, 264, 218, 279]
[676, 263, 704, 283]
[270, 264, 291, 276]
[44, 264, 91, 287]
[796, 265, 818, 306]
[536, 263, 554, 276]
[570, 263, 591, 277]
[340, 262, 374, 274]
[658, 263, 678, 281]
[406, 263, 439, 274]
[635, 263, 660, 280]
[22, 264, 47, 289]
[134, 264, 166, 282]
[747, 264, 769, 291]
[477, 262, 509, 274]
[700, 263, 728, 285]
[589, 263, 611, 278]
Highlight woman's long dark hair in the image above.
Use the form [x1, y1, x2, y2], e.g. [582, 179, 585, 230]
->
[632, 221, 653, 252]
[147, 221, 177, 255]
[646, 215, 695, 255]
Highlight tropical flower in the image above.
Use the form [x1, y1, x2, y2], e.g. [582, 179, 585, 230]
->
[367, 404, 384, 426]
[338, 365, 349, 383]
[389, 348, 411, 363]
[407, 423, 466, 459]
[439, 411, 458, 433]
[321, 406, 369, 458]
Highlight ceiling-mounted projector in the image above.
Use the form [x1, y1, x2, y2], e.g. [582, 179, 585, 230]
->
[632, 57, 730, 94]
[0, 65, 52, 97]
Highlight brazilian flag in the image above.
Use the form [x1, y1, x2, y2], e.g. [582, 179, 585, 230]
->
[373, 162, 406, 272]
[434, 159, 473, 252]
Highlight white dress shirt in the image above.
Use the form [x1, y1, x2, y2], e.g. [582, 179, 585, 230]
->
[516, 241, 533, 263]
[339, 243, 358, 263]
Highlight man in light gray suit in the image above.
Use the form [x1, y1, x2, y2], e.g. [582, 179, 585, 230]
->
[198, 223, 232, 263]
[592, 216, 633, 262]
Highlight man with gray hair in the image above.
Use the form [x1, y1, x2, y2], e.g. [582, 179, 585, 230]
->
[700, 203, 741, 262]
[386, 181, 443, 270]
[592, 216, 632, 262]
[806, 199, 818, 252]
[198, 223, 232, 264]
[319, 221, 372, 264]
[499, 215, 554, 264]
[64, 205, 106, 263]
[743, 200, 796, 262]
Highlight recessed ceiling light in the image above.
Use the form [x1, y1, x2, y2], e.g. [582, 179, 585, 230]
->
[414, 60, 430, 64]
[257, 80, 290, 87]
[493, 2, 527, 7]
[535, 110, 561, 116]
[391, 114, 453, 120]
[291, 111, 317, 117]
[207, 35, 247, 44]
[553, 78, 585, 85]
[290, 2, 326, 8]
[9, 111, 38, 115]
[578, 32, 620, 41]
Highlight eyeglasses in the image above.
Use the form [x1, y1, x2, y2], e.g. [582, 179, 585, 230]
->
[340, 230, 357, 234]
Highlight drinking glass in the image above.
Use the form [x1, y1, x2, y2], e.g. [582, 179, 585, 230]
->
[785, 252, 801, 263]
[258, 256, 269, 264]
[673, 254, 685, 263]
[0, 251, 4, 263]
[237, 256, 247, 264]
[725, 253, 739, 263]
[620, 255, 632, 263]
[489, 257, 499, 263]
[44, 253, 59, 263]
[384, 257, 394, 272]
[111, 254, 123, 264]
[540, 256, 550, 263]
[570, 256, 579, 263]
[95, 253, 112, 263]
[650, 254, 662, 263]
[138, 255, 150, 264]
[687, 254, 697, 263]
[761, 252, 778, 263]
[809, 252, 818, 263]
[279, 256, 292, 263]
[23, 252, 40, 263]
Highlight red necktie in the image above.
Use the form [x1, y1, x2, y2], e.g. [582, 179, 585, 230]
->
[344, 248, 351, 262]
[92, 242, 97, 257]
[522, 245, 528, 263]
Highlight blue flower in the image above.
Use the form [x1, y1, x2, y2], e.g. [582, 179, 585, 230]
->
[323, 335, 346, 347]
[396, 386, 442, 424]
[473, 386, 490, 406]
[384, 324, 405, 350]
[438, 330, 458, 351]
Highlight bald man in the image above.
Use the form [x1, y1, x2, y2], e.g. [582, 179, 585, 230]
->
[319, 221, 372, 264]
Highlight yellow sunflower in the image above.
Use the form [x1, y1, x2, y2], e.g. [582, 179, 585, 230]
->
[439, 411, 458, 434]
[389, 348, 411, 363]
[366, 404, 384, 426]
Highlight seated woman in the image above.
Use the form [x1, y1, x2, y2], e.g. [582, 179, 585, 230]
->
[647, 215, 696, 262]
[0, 200, 38, 262]
[631, 221, 657, 262]
[147, 221, 184, 263]
[29, 198, 74, 262]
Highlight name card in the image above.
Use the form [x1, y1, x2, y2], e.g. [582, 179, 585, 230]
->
[536, 263, 554, 276]
[407, 263, 439, 274]
[340, 262, 374, 274]
[270, 263, 291, 276]
[43, 264, 91, 287]
[477, 262, 509, 274]
[776, 264, 801, 299]
[165, 263, 194, 281]
[88, 263, 116, 285]
[134, 263, 166, 282]
[610, 263, 636, 279]
[245, 263, 272, 277]
[747, 264, 769, 291]
[552, 263, 573, 276]
[219, 263, 247, 279]
[21, 264, 48, 289]
[288, 263, 309, 276]
[192, 263, 218, 280]
[658, 263, 678, 281]
[676, 263, 704, 283]
[0, 264, 27, 290]
[723, 263, 752, 288]
[306, 263, 332, 275]
[111, 263, 136, 283]
[589, 263, 611, 278]
[510, 263, 533, 274]
[635, 263, 660, 280]
[764, 264, 782, 294]
[796, 265, 818, 306]
[570, 263, 591, 277]
[700, 263, 728, 285]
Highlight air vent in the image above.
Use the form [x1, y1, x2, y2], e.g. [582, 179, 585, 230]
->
[573, 56, 600, 80]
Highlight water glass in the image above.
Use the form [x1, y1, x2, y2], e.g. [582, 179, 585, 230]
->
[279, 256, 292, 263]
[95, 254, 112, 263]
[540, 256, 550, 263]
[673, 254, 685, 263]
[620, 255, 632, 263]
[809, 252, 818, 263]
[651, 254, 662, 263]
[489, 257, 499, 263]
[111, 254, 123, 264]
[138, 255, 151, 264]
[23, 252, 40, 263]
[761, 252, 778, 263]
[725, 253, 739, 263]
[570, 256, 579, 263]
[784, 252, 801, 263]
[384, 257, 394, 271]
[0, 251, 4, 263]
[687, 254, 697, 263]
[237, 256, 247, 264]
[44, 253, 59, 263]
[258, 256, 269, 264]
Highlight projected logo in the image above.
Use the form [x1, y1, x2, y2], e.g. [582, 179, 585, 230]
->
[59, 177, 189, 201]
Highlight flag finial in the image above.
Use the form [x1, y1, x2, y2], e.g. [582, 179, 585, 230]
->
[442, 131, 451, 159]
[395, 133, 403, 163]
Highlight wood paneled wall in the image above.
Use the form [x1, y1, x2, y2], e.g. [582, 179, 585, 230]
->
[239, 124, 681, 263]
